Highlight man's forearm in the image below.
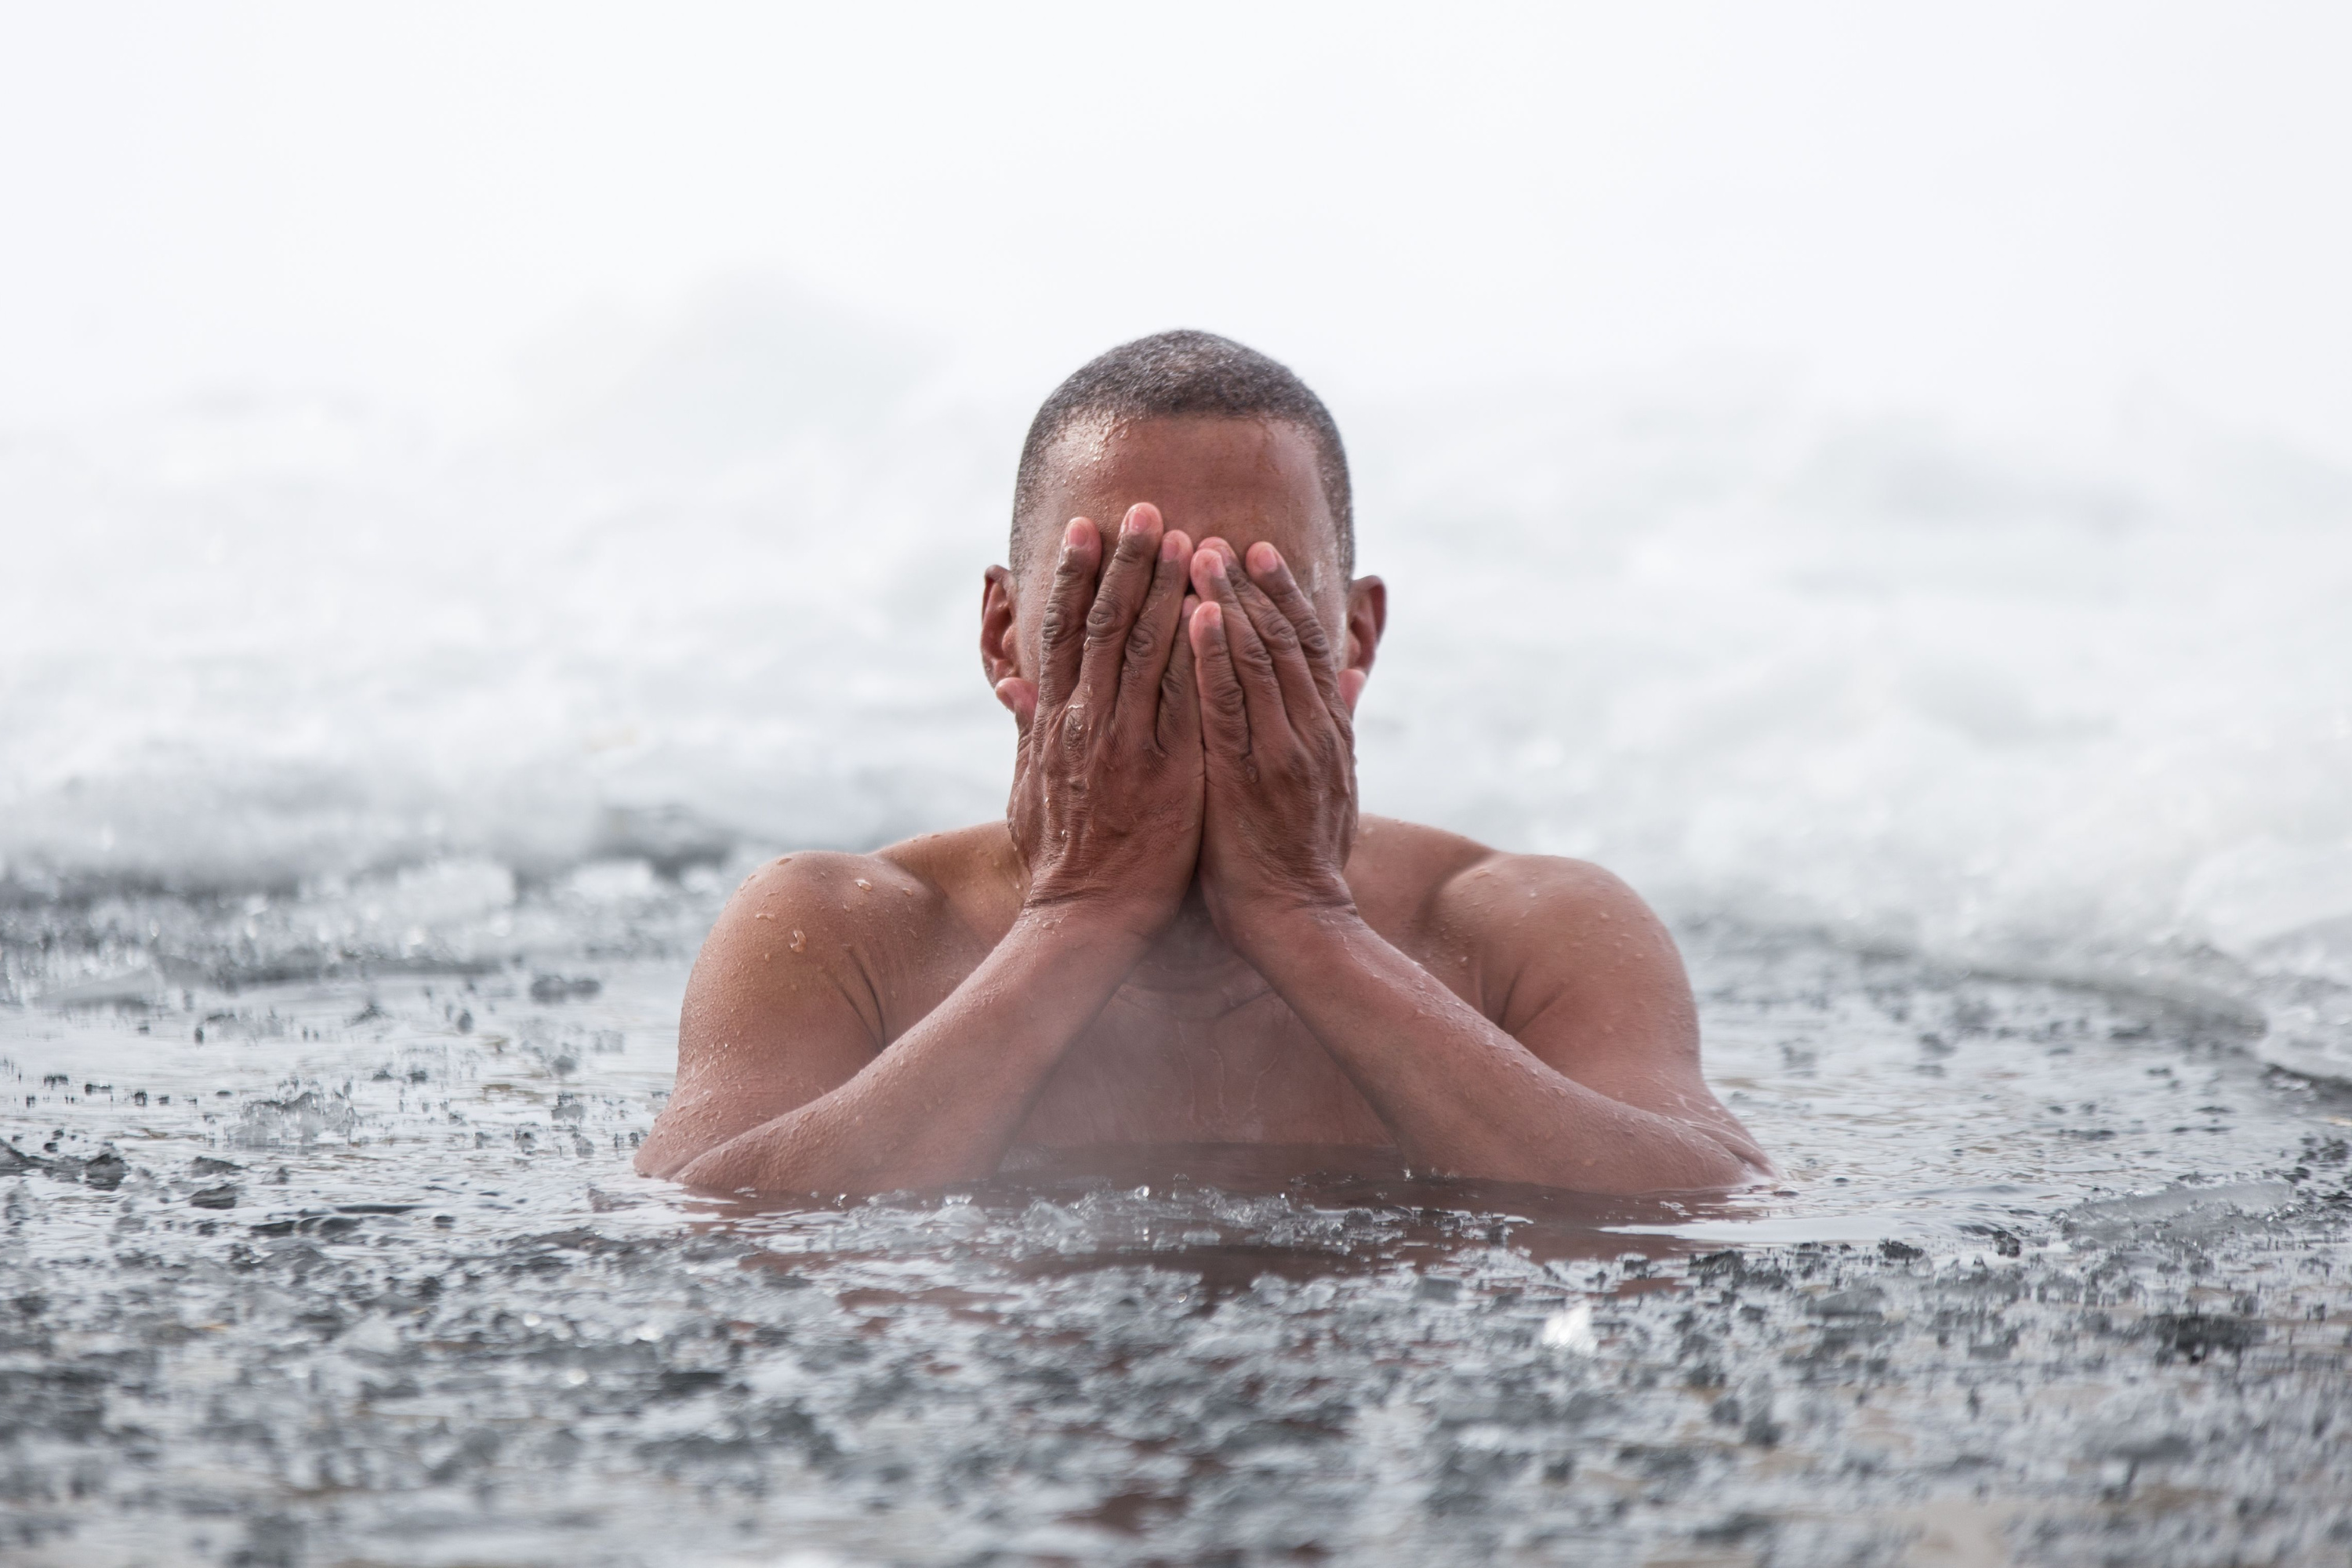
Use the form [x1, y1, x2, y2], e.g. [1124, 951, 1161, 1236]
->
[1246, 911, 1755, 1194]
[675, 911, 1145, 1195]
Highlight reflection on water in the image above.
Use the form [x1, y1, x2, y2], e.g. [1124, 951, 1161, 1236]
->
[4, 895, 2347, 1565]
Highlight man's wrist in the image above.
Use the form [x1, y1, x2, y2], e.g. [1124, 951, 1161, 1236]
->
[1225, 895, 1370, 979]
[1007, 895, 1163, 967]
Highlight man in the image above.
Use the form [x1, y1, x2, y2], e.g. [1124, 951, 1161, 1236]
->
[638, 332, 1767, 1197]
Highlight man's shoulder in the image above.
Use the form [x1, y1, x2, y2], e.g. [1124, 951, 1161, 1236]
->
[872, 822, 1022, 898]
[1357, 817, 1690, 1036]
[710, 825, 1017, 949]
[1352, 815, 1663, 949]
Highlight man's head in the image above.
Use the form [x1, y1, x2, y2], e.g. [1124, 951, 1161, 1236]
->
[984, 332, 1382, 705]
[1008, 330, 1353, 579]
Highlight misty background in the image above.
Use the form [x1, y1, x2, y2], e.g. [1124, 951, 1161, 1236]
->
[3, 2, 2349, 1073]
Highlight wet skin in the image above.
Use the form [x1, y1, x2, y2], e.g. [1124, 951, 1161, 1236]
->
[638, 416, 1769, 1197]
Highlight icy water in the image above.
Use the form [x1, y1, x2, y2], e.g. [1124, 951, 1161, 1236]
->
[5, 869, 2350, 1566]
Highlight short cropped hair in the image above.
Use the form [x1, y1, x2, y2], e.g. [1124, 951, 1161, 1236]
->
[1010, 330, 1353, 575]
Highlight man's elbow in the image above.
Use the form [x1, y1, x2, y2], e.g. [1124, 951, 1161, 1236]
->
[632, 1135, 695, 1182]
[1686, 1127, 1773, 1192]
[633, 1105, 730, 1184]
[641, 1133, 754, 1191]
[1568, 1124, 1765, 1198]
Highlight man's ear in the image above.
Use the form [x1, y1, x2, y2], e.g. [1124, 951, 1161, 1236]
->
[1338, 575, 1385, 714]
[980, 565, 1036, 726]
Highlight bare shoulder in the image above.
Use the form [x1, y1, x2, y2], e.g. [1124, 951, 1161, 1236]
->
[710, 827, 972, 967]
[1351, 815, 1658, 942]
[712, 844, 948, 956]
[693, 826, 1014, 1026]
[1353, 816, 1693, 1044]
[869, 821, 1026, 938]
[688, 851, 922, 1040]
[722, 821, 1013, 931]
[1427, 845, 1676, 964]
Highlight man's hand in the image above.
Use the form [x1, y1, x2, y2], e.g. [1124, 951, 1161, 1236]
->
[1185, 538, 1359, 958]
[1002, 504, 1203, 942]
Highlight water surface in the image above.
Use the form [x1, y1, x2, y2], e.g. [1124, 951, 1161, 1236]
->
[6, 884, 2347, 1566]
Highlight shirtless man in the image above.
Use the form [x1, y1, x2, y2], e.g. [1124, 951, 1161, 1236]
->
[638, 332, 1766, 1197]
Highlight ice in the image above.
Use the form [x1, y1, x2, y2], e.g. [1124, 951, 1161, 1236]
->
[1537, 1301, 1595, 1353]
[233, 1087, 360, 1149]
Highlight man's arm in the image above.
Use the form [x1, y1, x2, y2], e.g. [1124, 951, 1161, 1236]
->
[637, 506, 1205, 1195]
[1248, 856, 1766, 1193]
[1186, 539, 1766, 1195]
[638, 851, 1156, 1194]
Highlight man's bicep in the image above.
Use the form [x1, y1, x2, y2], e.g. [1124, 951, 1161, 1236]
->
[1453, 855, 1706, 1105]
[641, 867, 885, 1176]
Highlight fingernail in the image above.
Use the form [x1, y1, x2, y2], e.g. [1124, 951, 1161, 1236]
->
[1160, 532, 1183, 562]
[1248, 543, 1281, 574]
[1202, 551, 1226, 580]
[1065, 519, 1088, 549]
[1122, 506, 1151, 539]
[1196, 601, 1223, 633]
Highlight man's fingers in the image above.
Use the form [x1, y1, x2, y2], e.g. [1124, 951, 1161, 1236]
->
[1241, 543, 1346, 716]
[1034, 518, 1101, 712]
[1190, 541, 1294, 748]
[1223, 545, 1330, 728]
[1188, 599, 1252, 764]
[1159, 591, 1203, 755]
[1115, 524, 1192, 735]
[1079, 504, 1164, 715]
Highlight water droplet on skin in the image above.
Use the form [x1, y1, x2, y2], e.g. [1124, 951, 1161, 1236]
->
[789, 930, 806, 953]
[855, 879, 873, 891]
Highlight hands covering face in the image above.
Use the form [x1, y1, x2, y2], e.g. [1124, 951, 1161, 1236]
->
[1000, 506, 1204, 943]
[1002, 505, 1359, 956]
[1184, 536, 1360, 949]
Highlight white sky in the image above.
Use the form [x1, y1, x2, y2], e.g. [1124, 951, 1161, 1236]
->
[4, 2, 2349, 455]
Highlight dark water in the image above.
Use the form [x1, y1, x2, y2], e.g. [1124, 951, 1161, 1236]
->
[4, 880, 2350, 1566]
